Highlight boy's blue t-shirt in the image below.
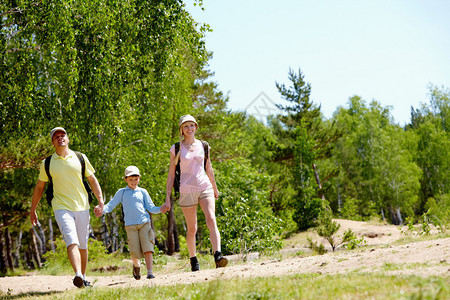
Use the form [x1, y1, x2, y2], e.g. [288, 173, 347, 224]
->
[102, 186, 161, 226]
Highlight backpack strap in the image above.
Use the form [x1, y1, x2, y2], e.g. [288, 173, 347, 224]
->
[175, 142, 180, 156]
[74, 151, 85, 178]
[44, 155, 52, 183]
[74, 151, 93, 204]
[201, 140, 209, 170]
[174, 142, 181, 193]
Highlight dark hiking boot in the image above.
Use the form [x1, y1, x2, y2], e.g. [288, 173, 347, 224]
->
[147, 274, 156, 279]
[190, 256, 200, 272]
[133, 265, 141, 280]
[73, 275, 84, 288]
[214, 251, 228, 268]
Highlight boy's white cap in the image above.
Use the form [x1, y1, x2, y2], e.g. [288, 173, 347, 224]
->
[50, 127, 67, 140]
[124, 166, 140, 177]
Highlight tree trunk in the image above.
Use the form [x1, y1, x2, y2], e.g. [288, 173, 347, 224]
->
[312, 163, 326, 200]
[381, 208, 386, 222]
[49, 219, 55, 252]
[31, 226, 44, 257]
[101, 215, 111, 252]
[37, 221, 47, 255]
[111, 212, 119, 252]
[13, 230, 22, 268]
[31, 229, 42, 268]
[25, 249, 35, 269]
[166, 195, 176, 255]
[174, 223, 180, 252]
[0, 229, 6, 274]
[4, 228, 14, 272]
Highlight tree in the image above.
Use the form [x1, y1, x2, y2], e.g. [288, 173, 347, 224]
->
[409, 85, 450, 215]
[270, 68, 341, 230]
[328, 96, 421, 223]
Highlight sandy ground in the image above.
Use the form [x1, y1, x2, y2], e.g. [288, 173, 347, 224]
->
[1, 220, 449, 297]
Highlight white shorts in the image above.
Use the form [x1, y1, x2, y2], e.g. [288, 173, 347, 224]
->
[179, 187, 215, 208]
[54, 210, 90, 249]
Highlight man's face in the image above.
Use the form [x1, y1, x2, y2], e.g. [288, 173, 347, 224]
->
[52, 131, 69, 147]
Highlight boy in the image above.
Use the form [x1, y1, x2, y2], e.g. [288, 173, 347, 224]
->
[94, 166, 165, 279]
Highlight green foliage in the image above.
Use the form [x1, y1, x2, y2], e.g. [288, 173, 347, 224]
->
[340, 197, 362, 221]
[342, 229, 367, 250]
[327, 96, 421, 223]
[270, 68, 342, 231]
[42, 238, 118, 274]
[53, 273, 450, 299]
[314, 206, 366, 251]
[177, 235, 190, 259]
[425, 194, 450, 232]
[306, 236, 327, 255]
[218, 197, 282, 259]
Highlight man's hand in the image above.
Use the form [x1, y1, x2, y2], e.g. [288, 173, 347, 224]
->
[94, 205, 103, 217]
[30, 211, 38, 226]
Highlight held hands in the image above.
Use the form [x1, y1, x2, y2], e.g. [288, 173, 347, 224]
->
[160, 202, 170, 214]
[94, 205, 103, 217]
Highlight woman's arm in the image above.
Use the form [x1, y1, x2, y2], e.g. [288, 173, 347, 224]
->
[205, 149, 219, 199]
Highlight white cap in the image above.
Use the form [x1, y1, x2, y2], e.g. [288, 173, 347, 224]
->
[124, 166, 140, 177]
[50, 127, 67, 140]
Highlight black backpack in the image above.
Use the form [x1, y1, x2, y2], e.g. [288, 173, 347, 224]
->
[173, 140, 209, 194]
[44, 151, 94, 206]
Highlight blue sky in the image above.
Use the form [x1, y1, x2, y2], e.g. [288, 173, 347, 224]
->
[185, 0, 450, 125]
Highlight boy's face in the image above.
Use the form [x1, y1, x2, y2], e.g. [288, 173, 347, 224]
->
[124, 175, 140, 190]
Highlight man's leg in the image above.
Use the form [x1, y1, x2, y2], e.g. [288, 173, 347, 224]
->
[79, 248, 88, 275]
[67, 243, 82, 274]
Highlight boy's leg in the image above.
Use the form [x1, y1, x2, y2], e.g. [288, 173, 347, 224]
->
[131, 256, 141, 280]
[126, 225, 143, 280]
[131, 256, 140, 267]
[144, 251, 155, 278]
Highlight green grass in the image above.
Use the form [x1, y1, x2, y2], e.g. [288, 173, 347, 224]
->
[20, 272, 449, 300]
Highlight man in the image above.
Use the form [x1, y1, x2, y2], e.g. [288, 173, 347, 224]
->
[30, 127, 104, 288]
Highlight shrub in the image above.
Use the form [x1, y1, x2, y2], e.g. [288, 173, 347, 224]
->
[217, 197, 282, 260]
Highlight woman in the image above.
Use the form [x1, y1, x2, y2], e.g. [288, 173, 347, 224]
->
[163, 114, 228, 271]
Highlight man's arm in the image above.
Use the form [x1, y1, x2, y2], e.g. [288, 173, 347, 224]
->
[30, 180, 46, 226]
[87, 174, 104, 208]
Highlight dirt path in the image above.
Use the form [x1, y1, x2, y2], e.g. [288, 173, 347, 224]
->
[1, 220, 449, 297]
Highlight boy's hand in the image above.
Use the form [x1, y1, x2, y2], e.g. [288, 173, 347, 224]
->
[160, 203, 170, 213]
[94, 205, 103, 217]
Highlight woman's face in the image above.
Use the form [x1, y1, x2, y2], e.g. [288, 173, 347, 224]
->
[181, 121, 197, 137]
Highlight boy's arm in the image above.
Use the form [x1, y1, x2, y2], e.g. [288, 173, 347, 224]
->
[142, 189, 161, 214]
[96, 189, 124, 217]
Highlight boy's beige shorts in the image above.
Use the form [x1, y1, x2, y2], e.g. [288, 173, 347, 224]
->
[125, 222, 155, 259]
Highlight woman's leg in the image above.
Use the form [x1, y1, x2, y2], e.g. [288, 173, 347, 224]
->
[199, 197, 220, 252]
[181, 206, 198, 257]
